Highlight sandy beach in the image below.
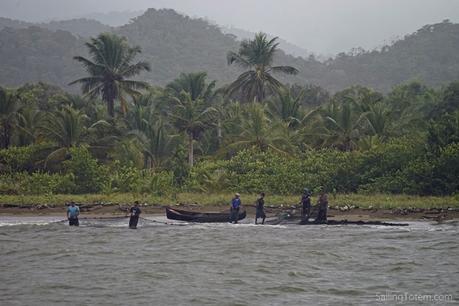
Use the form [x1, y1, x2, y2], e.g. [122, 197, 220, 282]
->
[1, 203, 458, 222]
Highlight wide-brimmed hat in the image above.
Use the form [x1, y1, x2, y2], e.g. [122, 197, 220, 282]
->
[235, 193, 240, 197]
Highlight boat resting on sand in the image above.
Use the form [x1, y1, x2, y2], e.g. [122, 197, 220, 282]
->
[166, 207, 246, 223]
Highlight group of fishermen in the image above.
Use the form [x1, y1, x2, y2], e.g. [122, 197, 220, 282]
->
[229, 188, 329, 224]
[66, 201, 142, 229]
[66, 188, 328, 227]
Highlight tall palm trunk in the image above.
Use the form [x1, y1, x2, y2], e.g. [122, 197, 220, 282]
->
[143, 153, 149, 169]
[1, 122, 11, 149]
[188, 133, 194, 167]
[188, 135, 194, 168]
[217, 119, 222, 147]
[103, 81, 117, 117]
[107, 96, 115, 117]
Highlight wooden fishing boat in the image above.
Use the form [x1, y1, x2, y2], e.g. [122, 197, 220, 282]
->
[165, 207, 246, 223]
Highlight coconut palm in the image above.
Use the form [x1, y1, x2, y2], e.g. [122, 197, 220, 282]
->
[0, 88, 18, 149]
[169, 92, 216, 167]
[70, 33, 151, 117]
[39, 105, 88, 163]
[365, 103, 391, 138]
[227, 103, 291, 153]
[166, 72, 216, 102]
[321, 101, 367, 151]
[226, 33, 298, 102]
[40, 106, 110, 166]
[127, 102, 175, 169]
[268, 87, 304, 127]
[16, 106, 44, 146]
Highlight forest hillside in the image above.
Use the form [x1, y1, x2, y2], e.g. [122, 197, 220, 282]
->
[0, 9, 458, 92]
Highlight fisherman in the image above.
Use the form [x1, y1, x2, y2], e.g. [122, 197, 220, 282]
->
[230, 193, 242, 224]
[129, 201, 142, 229]
[315, 189, 328, 223]
[300, 188, 312, 222]
[67, 201, 80, 226]
[255, 192, 266, 225]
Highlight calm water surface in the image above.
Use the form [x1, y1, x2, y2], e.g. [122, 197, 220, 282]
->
[0, 217, 457, 305]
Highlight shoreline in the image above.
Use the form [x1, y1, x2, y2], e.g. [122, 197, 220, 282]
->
[1, 203, 458, 222]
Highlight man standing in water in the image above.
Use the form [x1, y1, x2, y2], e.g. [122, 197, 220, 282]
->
[255, 192, 266, 225]
[230, 193, 241, 224]
[315, 190, 328, 223]
[67, 201, 80, 226]
[301, 188, 312, 222]
[129, 201, 142, 229]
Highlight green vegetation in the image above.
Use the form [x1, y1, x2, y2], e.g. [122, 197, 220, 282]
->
[226, 32, 298, 102]
[70, 33, 151, 116]
[0, 27, 458, 206]
[1, 9, 459, 93]
[0, 193, 456, 210]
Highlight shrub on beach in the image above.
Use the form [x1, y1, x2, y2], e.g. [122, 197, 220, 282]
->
[0, 138, 457, 196]
[185, 141, 459, 196]
[105, 161, 175, 195]
[0, 144, 53, 173]
[0, 172, 74, 195]
[63, 147, 109, 194]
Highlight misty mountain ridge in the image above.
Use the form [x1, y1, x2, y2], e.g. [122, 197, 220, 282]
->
[1, 10, 317, 60]
[220, 26, 314, 60]
[0, 16, 111, 38]
[77, 10, 145, 27]
[70, 9, 318, 59]
[0, 8, 458, 92]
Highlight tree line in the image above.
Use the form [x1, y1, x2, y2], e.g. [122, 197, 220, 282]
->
[0, 32, 458, 196]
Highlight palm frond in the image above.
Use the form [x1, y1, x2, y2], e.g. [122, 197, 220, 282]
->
[271, 65, 299, 75]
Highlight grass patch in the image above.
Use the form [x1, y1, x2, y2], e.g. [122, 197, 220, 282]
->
[0, 193, 457, 209]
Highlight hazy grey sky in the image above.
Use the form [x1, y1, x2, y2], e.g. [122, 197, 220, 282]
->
[2, 0, 459, 55]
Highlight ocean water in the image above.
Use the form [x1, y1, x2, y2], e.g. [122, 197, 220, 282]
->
[0, 216, 457, 305]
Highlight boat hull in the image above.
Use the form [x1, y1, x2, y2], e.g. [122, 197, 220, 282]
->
[166, 207, 246, 223]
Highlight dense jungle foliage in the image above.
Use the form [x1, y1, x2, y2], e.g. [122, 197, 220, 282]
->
[0, 28, 458, 197]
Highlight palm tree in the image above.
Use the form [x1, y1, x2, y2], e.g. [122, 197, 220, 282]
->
[127, 102, 175, 170]
[0, 88, 18, 149]
[70, 33, 151, 117]
[227, 103, 290, 153]
[40, 106, 110, 166]
[166, 72, 216, 102]
[268, 87, 304, 127]
[226, 33, 298, 102]
[169, 92, 216, 167]
[40, 105, 88, 164]
[320, 101, 367, 151]
[16, 106, 44, 146]
[365, 103, 391, 138]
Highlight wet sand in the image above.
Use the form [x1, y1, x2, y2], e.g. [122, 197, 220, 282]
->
[1, 203, 458, 221]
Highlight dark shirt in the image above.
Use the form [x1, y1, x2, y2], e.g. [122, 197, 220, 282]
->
[301, 195, 311, 207]
[256, 198, 265, 211]
[318, 194, 328, 210]
[130, 206, 141, 217]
